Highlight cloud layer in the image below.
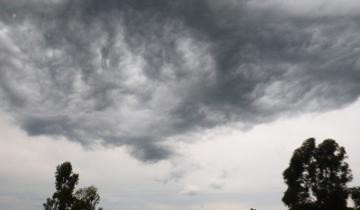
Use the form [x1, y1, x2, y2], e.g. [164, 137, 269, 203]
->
[1, 0, 360, 161]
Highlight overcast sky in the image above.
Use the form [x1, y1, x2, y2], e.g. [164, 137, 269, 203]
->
[1, 0, 360, 210]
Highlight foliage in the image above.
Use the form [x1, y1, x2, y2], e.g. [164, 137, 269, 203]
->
[283, 138, 353, 210]
[72, 186, 100, 210]
[44, 162, 103, 210]
[44, 162, 79, 210]
[351, 187, 360, 210]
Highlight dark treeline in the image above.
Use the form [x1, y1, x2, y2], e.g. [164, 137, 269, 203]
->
[283, 138, 360, 210]
[44, 162, 103, 210]
[44, 138, 360, 210]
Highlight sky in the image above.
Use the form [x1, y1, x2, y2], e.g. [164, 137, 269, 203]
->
[0, 0, 360, 209]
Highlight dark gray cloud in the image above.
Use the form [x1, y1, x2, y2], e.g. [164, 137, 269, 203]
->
[1, 0, 360, 161]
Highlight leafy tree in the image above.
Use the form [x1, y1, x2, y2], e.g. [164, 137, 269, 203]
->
[283, 138, 353, 210]
[44, 162, 103, 210]
[312, 140, 352, 210]
[44, 162, 79, 210]
[72, 186, 100, 210]
[282, 138, 316, 210]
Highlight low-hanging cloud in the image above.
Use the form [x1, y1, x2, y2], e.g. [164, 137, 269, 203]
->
[1, 0, 360, 162]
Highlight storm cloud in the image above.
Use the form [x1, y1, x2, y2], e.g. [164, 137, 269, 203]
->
[1, 0, 360, 161]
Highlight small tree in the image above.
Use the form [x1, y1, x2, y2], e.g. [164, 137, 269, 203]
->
[44, 162, 103, 210]
[44, 162, 79, 210]
[283, 138, 353, 210]
[72, 186, 100, 210]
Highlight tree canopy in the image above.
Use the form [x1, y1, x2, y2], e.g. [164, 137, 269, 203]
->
[282, 138, 356, 210]
[44, 162, 103, 210]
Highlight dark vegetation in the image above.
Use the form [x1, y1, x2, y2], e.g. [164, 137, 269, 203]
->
[44, 138, 360, 210]
[283, 138, 360, 210]
[44, 162, 103, 210]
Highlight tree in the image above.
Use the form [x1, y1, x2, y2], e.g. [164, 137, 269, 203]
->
[44, 162, 103, 210]
[44, 162, 79, 210]
[72, 186, 100, 210]
[283, 138, 353, 210]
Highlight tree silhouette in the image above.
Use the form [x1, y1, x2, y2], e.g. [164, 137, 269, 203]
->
[44, 162, 79, 210]
[44, 162, 103, 210]
[283, 138, 353, 210]
[72, 186, 100, 210]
